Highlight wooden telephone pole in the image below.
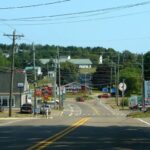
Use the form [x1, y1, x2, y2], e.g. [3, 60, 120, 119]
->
[4, 30, 24, 117]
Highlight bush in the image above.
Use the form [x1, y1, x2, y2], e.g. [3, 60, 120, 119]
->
[76, 97, 84, 102]
[120, 98, 129, 107]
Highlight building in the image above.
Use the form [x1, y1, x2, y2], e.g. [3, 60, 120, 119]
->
[0, 71, 29, 108]
[69, 59, 92, 68]
[25, 66, 42, 76]
[39, 56, 92, 69]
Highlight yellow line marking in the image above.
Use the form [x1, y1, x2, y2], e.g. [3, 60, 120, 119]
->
[37, 118, 89, 150]
[28, 117, 90, 150]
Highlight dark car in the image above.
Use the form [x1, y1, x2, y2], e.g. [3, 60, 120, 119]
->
[21, 103, 33, 113]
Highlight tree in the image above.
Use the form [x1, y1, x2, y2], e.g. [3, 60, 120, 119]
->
[119, 66, 141, 96]
[92, 64, 111, 89]
[144, 52, 150, 80]
[59, 62, 79, 85]
[0, 52, 10, 68]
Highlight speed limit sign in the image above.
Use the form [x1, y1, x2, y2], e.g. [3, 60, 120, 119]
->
[118, 82, 127, 92]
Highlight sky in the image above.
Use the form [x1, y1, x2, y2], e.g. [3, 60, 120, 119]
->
[0, 0, 150, 53]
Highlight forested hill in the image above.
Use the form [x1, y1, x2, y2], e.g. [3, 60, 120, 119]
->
[0, 43, 150, 95]
[0, 43, 142, 67]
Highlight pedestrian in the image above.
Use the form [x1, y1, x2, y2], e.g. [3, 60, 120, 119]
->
[45, 107, 49, 119]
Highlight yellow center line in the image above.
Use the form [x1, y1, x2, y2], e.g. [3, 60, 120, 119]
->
[28, 117, 90, 150]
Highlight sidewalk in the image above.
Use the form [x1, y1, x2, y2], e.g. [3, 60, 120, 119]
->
[0, 108, 62, 119]
[99, 97, 132, 116]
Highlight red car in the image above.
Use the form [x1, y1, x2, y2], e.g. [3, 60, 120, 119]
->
[98, 93, 111, 98]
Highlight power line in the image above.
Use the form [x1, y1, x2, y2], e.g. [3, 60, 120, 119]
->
[3, 9, 150, 26]
[0, 0, 71, 10]
[1, 1, 150, 21]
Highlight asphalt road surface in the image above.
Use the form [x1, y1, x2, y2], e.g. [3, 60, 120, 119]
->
[0, 98, 150, 150]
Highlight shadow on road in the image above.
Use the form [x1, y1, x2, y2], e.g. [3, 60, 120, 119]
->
[0, 124, 150, 150]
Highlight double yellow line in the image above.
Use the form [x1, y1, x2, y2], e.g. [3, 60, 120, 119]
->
[28, 117, 90, 150]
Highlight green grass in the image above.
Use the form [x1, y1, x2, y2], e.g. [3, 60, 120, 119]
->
[79, 68, 96, 73]
[66, 92, 94, 100]
[127, 110, 150, 118]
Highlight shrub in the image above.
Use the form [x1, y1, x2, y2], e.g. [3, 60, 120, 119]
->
[120, 98, 129, 107]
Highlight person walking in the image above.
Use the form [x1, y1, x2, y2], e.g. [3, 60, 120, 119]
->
[45, 107, 49, 119]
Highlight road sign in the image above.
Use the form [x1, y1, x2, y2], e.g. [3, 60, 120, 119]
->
[145, 80, 150, 101]
[118, 82, 127, 92]
[17, 83, 24, 88]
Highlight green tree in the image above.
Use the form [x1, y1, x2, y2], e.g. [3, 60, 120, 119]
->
[0, 52, 10, 68]
[119, 66, 141, 96]
[144, 52, 150, 80]
[59, 62, 79, 85]
[92, 64, 111, 89]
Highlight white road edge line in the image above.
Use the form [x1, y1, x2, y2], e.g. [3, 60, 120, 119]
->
[60, 111, 64, 116]
[137, 118, 150, 126]
[99, 101, 116, 115]
[0, 119, 25, 126]
[68, 104, 74, 117]
[76, 104, 82, 116]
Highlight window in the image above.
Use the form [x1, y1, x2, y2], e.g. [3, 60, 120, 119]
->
[0, 98, 1, 106]
[2, 97, 8, 106]
[0, 96, 15, 107]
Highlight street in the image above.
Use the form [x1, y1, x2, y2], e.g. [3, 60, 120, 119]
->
[0, 99, 150, 150]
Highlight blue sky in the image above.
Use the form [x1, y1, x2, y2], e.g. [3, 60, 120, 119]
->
[0, 0, 150, 53]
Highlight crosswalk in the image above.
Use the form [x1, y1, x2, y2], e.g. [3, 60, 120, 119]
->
[50, 100, 128, 118]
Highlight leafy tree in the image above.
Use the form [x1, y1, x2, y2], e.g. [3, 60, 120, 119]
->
[15, 51, 32, 69]
[0, 52, 10, 67]
[59, 62, 79, 85]
[92, 64, 111, 89]
[144, 52, 150, 80]
[119, 66, 141, 96]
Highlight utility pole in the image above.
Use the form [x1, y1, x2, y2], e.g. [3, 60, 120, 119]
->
[32, 43, 37, 115]
[53, 58, 57, 109]
[116, 53, 120, 106]
[57, 47, 62, 110]
[114, 64, 118, 105]
[84, 73, 87, 95]
[4, 30, 24, 117]
[110, 61, 113, 89]
[122, 79, 125, 110]
[141, 53, 145, 110]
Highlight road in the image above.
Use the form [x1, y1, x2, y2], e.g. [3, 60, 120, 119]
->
[0, 98, 150, 150]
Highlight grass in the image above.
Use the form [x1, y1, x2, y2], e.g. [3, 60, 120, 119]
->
[127, 110, 150, 118]
[79, 68, 96, 73]
[66, 92, 94, 101]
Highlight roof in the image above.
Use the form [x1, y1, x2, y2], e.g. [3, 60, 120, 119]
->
[38, 58, 92, 65]
[25, 66, 41, 70]
[0, 71, 26, 93]
[69, 59, 92, 65]
[39, 59, 50, 65]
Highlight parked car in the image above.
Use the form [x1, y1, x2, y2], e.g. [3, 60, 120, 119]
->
[98, 93, 111, 98]
[21, 103, 33, 114]
[40, 104, 51, 115]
